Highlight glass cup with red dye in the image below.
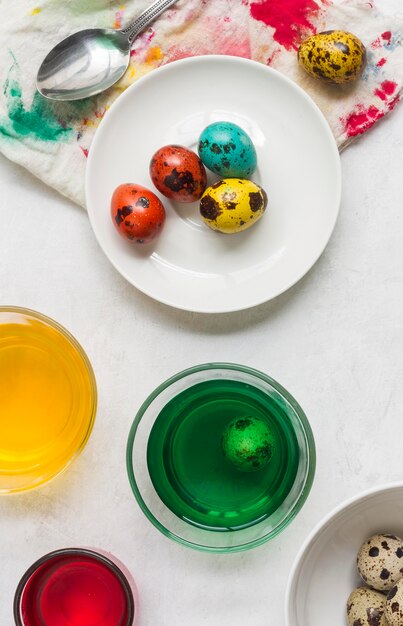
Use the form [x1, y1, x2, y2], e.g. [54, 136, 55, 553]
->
[13, 548, 138, 626]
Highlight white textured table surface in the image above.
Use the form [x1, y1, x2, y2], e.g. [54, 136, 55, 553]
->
[1, 15, 403, 626]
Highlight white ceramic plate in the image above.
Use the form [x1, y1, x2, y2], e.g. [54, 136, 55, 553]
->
[285, 483, 403, 626]
[86, 56, 341, 313]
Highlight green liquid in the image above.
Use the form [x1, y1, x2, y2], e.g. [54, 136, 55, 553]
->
[147, 379, 300, 531]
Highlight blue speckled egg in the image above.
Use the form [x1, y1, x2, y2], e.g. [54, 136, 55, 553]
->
[198, 122, 257, 178]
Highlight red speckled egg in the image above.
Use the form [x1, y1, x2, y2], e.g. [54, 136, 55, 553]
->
[111, 183, 165, 244]
[149, 145, 207, 203]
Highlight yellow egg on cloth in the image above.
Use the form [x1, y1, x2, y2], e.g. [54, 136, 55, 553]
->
[298, 30, 367, 84]
[200, 179, 267, 234]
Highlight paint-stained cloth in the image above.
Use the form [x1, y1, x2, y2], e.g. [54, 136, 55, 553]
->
[0, 0, 402, 207]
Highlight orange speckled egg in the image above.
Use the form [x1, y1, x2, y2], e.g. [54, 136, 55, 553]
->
[111, 183, 165, 244]
[149, 145, 207, 203]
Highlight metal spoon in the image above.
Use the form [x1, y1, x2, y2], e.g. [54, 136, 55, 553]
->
[37, 0, 178, 101]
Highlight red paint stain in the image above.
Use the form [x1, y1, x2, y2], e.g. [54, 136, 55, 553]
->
[80, 146, 89, 158]
[374, 80, 397, 101]
[267, 49, 281, 65]
[382, 31, 392, 44]
[387, 95, 401, 112]
[376, 57, 387, 67]
[381, 80, 397, 95]
[372, 31, 392, 49]
[342, 105, 383, 138]
[374, 88, 387, 101]
[250, 0, 323, 51]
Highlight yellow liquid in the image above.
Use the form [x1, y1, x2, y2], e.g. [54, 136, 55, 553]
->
[0, 309, 96, 493]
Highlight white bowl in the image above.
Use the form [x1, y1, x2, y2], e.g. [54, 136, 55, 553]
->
[285, 483, 403, 626]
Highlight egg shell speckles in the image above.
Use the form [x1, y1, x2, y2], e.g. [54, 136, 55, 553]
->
[200, 178, 268, 234]
[149, 145, 207, 203]
[198, 122, 257, 178]
[221, 416, 275, 472]
[357, 534, 403, 591]
[347, 587, 389, 626]
[298, 30, 366, 84]
[386, 579, 403, 625]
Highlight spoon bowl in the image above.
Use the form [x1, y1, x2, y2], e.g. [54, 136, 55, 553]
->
[36, 0, 178, 101]
[37, 29, 130, 101]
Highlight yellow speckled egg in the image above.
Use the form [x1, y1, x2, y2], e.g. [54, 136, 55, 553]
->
[200, 179, 267, 234]
[298, 30, 366, 84]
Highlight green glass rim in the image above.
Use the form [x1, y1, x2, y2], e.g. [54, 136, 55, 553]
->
[126, 362, 316, 553]
[13, 547, 136, 626]
[0, 305, 98, 493]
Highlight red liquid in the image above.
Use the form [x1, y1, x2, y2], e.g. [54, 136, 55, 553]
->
[20, 553, 132, 626]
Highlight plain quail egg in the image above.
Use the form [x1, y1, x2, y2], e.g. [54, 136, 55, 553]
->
[357, 534, 403, 591]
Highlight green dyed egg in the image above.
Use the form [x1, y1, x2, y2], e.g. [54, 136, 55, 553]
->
[198, 122, 257, 178]
[221, 416, 274, 472]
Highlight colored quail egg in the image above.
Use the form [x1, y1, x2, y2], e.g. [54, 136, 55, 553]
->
[111, 183, 165, 244]
[200, 179, 267, 234]
[386, 578, 403, 625]
[298, 30, 367, 84]
[221, 416, 275, 472]
[357, 533, 403, 591]
[198, 121, 257, 178]
[149, 145, 207, 203]
[347, 587, 389, 626]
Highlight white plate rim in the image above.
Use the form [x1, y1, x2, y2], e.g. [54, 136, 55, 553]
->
[86, 55, 342, 314]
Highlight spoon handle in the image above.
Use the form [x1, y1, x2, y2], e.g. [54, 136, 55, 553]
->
[121, 0, 179, 45]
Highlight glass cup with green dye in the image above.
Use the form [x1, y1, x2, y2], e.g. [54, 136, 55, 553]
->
[127, 363, 316, 553]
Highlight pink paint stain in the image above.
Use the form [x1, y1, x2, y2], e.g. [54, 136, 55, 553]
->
[94, 108, 108, 120]
[371, 37, 382, 49]
[342, 105, 383, 138]
[376, 57, 387, 67]
[130, 29, 156, 57]
[113, 9, 124, 29]
[250, 0, 324, 51]
[80, 146, 89, 158]
[166, 38, 250, 63]
[374, 80, 397, 101]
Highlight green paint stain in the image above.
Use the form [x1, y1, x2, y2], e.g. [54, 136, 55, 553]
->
[0, 59, 73, 143]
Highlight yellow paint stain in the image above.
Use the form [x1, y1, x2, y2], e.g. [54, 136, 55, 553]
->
[114, 66, 138, 91]
[30, 7, 42, 15]
[146, 47, 163, 64]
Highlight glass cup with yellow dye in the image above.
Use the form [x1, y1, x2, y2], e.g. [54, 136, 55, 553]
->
[0, 307, 97, 494]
